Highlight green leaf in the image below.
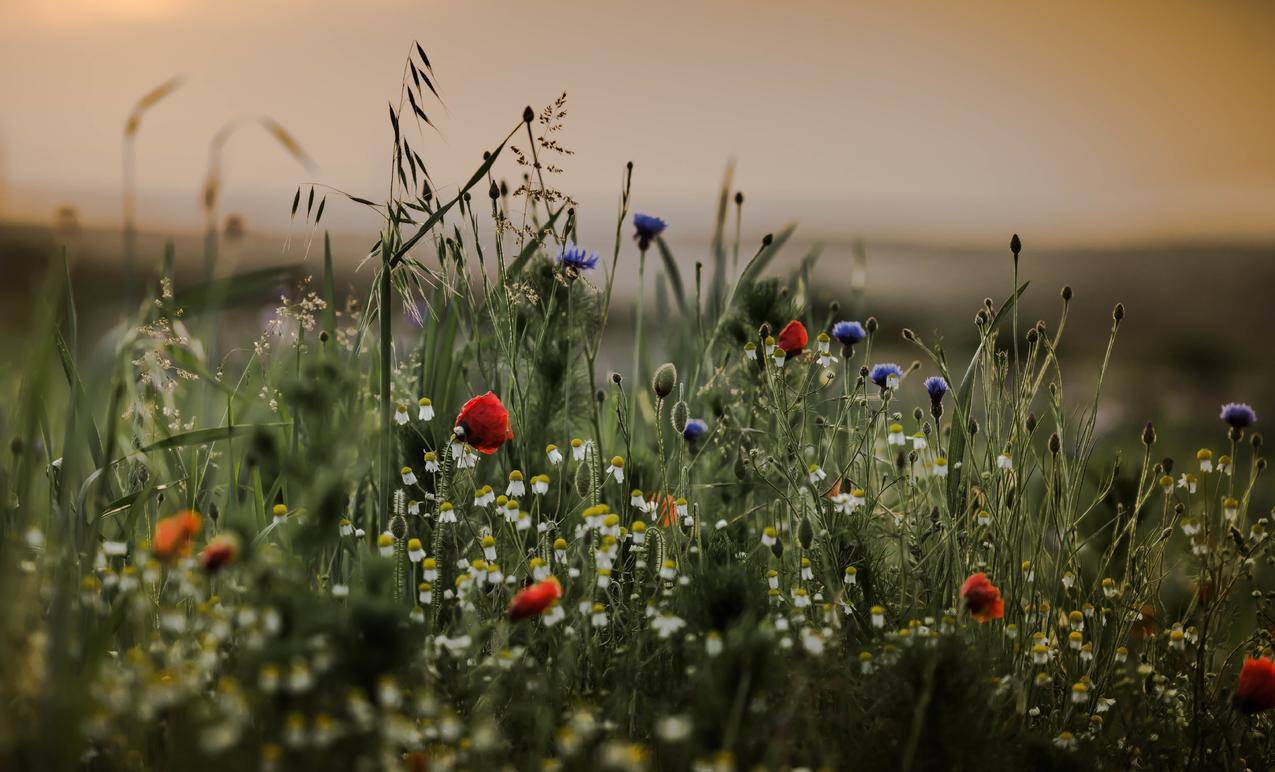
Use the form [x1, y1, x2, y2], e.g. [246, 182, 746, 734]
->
[654, 235, 688, 317]
[141, 422, 289, 452]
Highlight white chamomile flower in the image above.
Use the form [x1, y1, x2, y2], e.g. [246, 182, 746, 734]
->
[887, 423, 905, 446]
[506, 470, 526, 498]
[606, 456, 625, 484]
[417, 397, 434, 421]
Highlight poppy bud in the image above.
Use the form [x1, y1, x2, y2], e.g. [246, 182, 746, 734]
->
[1142, 422, 1156, 446]
[762, 233, 773, 247]
[1113, 303, 1125, 323]
[865, 317, 878, 335]
[522, 105, 534, 123]
[1025, 413, 1037, 433]
[798, 517, 814, 550]
[1049, 432, 1061, 456]
[770, 537, 783, 559]
[1010, 233, 1021, 257]
[734, 191, 744, 205]
[1061, 285, 1073, 302]
[670, 401, 689, 434]
[652, 363, 677, 399]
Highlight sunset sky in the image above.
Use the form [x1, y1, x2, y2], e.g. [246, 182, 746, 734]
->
[1, 0, 1273, 247]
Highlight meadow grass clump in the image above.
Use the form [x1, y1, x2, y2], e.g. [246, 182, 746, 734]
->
[1, 61, 1275, 770]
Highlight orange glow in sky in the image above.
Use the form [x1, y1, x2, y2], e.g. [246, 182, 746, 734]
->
[1, 0, 1273, 246]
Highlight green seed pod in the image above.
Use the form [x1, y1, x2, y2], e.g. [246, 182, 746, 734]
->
[798, 517, 814, 550]
[670, 400, 689, 433]
[652, 362, 677, 399]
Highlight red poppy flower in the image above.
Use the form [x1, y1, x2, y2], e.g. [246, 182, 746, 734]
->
[777, 320, 808, 358]
[508, 577, 562, 621]
[961, 572, 1004, 623]
[1235, 657, 1275, 714]
[154, 510, 202, 561]
[200, 534, 240, 572]
[454, 391, 513, 454]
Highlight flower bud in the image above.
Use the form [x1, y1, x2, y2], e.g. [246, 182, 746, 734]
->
[798, 517, 814, 550]
[670, 401, 689, 433]
[652, 363, 677, 399]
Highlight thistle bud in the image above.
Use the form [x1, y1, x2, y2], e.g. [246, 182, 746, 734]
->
[652, 362, 678, 399]
[865, 317, 878, 335]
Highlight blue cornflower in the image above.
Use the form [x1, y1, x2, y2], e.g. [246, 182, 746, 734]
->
[924, 376, 949, 404]
[1220, 403, 1257, 430]
[683, 418, 708, 441]
[558, 244, 599, 271]
[633, 213, 667, 251]
[869, 363, 903, 390]
[831, 321, 866, 346]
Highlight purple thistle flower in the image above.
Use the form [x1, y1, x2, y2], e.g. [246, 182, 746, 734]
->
[683, 418, 708, 441]
[832, 320, 866, 346]
[924, 376, 949, 404]
[1220, 403, 1257, 429]
[633, 213, 667, 251]
[558, 244, 600, 271]
[869, 363, 903, 390]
